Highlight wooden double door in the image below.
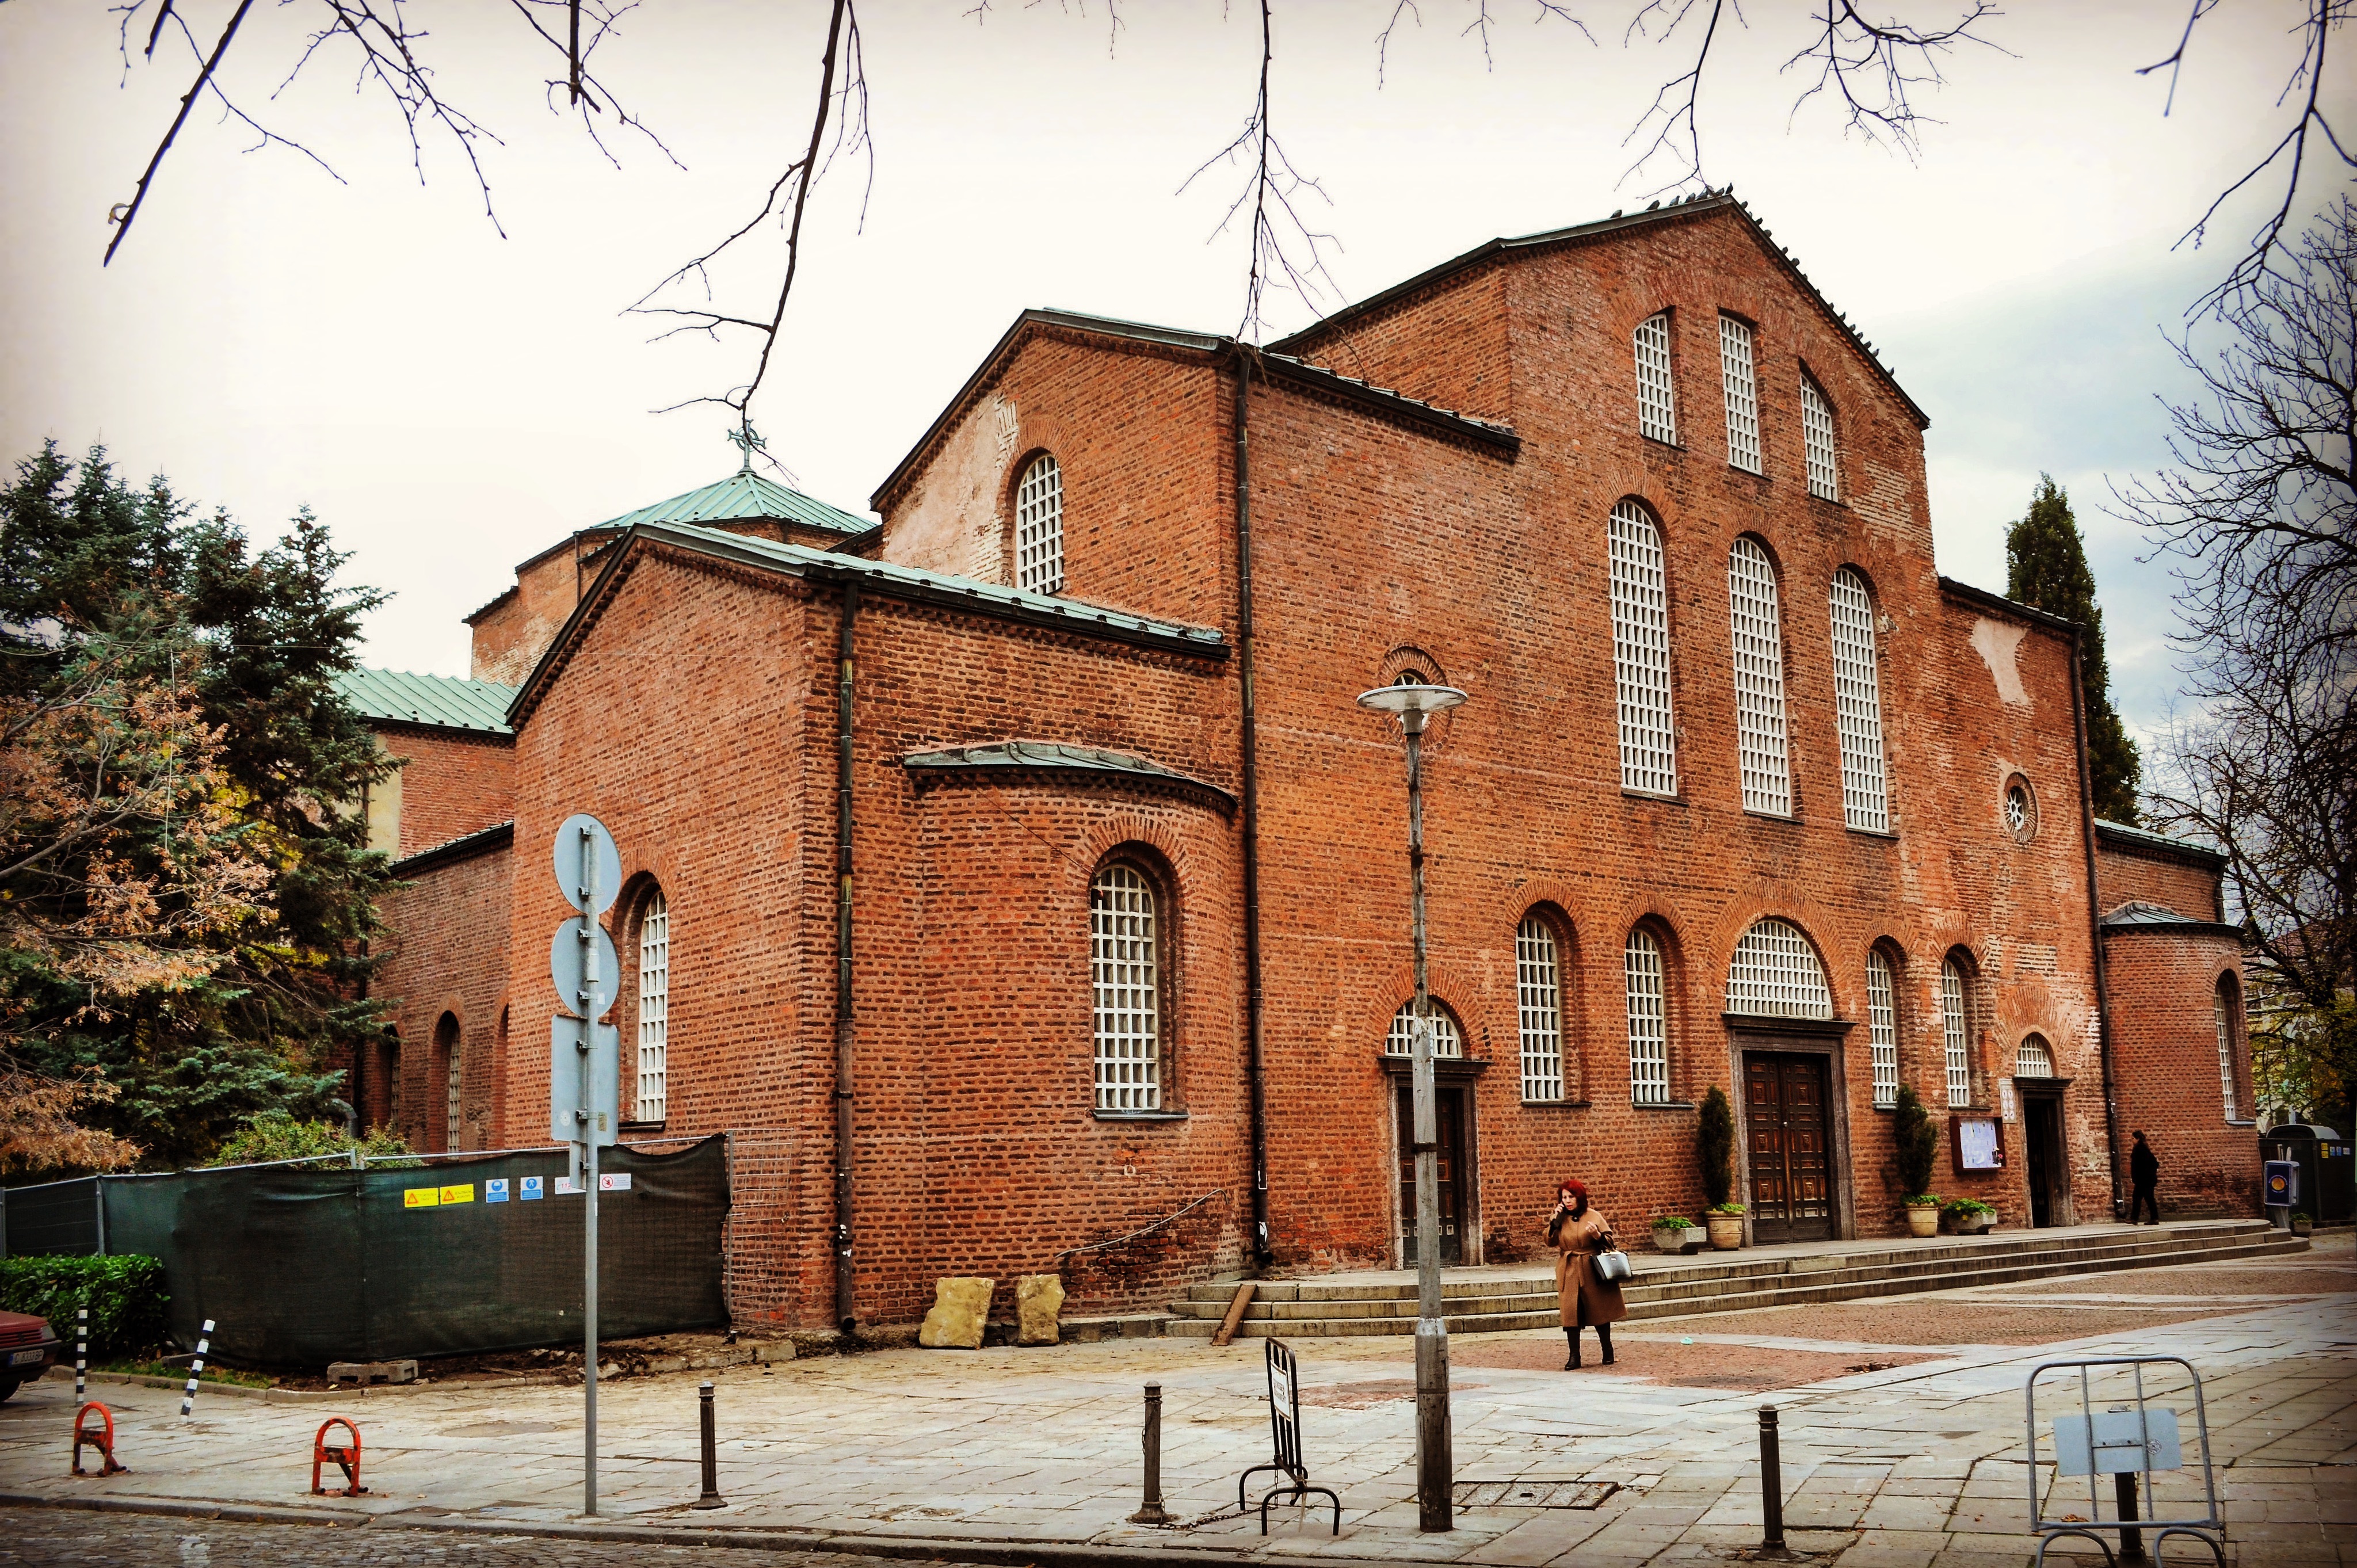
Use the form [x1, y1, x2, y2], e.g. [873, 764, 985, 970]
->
[1744, 1052, 1835, 1243]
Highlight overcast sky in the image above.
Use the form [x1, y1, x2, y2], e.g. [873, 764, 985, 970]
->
[2, 1, 2343, 748]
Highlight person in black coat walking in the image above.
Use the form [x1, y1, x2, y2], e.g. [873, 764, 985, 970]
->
[2129, 1130, 2160, 1224]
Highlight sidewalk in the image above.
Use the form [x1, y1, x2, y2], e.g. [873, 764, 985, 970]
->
[1, 1249, 2350, 1566]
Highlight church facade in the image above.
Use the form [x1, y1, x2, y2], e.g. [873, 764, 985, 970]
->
[341, 193, 2260, 1332]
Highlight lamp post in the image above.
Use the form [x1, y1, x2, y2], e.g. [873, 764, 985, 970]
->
[1356, 678, 1469, 1533]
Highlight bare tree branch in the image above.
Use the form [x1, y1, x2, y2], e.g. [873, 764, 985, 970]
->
[104, 0, 257, 265]
[1780, 1, 2004, 159]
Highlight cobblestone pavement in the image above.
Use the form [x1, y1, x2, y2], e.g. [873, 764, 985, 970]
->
[0, 1512, 893, 1567]
[1, 1238, 2349, 1567]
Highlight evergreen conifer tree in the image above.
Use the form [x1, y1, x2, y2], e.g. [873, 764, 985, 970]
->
[2005, 475, 2144, 822]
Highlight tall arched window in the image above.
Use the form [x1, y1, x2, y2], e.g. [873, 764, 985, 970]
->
[1015, 453, 1065, 596]
[1866, 949, 1900, 1107]
[433, 1011, 460, 1154]
[2016, 1035, 2054, 1076]
[1609, 501, 1678, 796]
[1719, 315, 1762, 473]
[1800, 375, 1839, 500]
[1092, 863, 1161, 1109]
[1939, 959, 1973, 1108]
[1624, 928, 1671, 1103]
[1727, 537, 1791, 815]
[1828, 568, 1889, 833]
[1725, 918, 1833, 1019]
[1516, 915, 1565, 1102]
[635, 889, 670, 1124]
[1633, 312, 1678, 444]
[2214, 976, 2239, 1120]
[1386, 999, 1464, 1057]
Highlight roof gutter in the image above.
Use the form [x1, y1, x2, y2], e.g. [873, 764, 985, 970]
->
[1233, 346, 1273, 1273]
[2069, 625, 2125, 1220]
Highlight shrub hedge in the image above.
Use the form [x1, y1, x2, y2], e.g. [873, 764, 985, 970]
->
[0, 1255, 170, 1358]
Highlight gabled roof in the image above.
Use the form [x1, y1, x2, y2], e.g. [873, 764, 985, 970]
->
[1269, 189, 1932, 431]
[604, 470, 872, 536]
[338, 667, 517, 735]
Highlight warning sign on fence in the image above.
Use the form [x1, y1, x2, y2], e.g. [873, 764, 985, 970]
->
[404, 1188, 438, 1208]
[439, 1184, 475, 1205]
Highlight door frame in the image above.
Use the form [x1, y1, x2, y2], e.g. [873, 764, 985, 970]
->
[2015, 1078, 2075, 1228]
[1382, 1055, 1490, 1268]
[1727, 1022, 1857, 1243]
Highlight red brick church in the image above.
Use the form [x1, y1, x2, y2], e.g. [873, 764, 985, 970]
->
[338, 192, 2260, 1332]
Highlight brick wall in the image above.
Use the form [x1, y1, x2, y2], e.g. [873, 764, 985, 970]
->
[2097, 841, 2225, 923]
[371, 726, 514, 860]
[2105, 929, 2257, 1215]
[371, 840, 514, 1154]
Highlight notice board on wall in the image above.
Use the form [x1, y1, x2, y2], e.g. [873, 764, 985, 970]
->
[1954, 1116, 2005, 1171]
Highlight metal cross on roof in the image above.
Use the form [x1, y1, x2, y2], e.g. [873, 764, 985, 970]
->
[726, 422, 768, 472]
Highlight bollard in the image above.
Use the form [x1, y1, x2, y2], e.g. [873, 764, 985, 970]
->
[180, 1319, 214, 1418]
[1128, 1382, 1171, 1526]
[74, 1308, 86, 1402]
[692, 1380, 726, 1510]
[2115, 1471, 2147, 1563]
[1759, 1405, 1786, 1554]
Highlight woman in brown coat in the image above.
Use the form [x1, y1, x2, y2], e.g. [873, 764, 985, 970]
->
[1546, 1178, 1627, 1368]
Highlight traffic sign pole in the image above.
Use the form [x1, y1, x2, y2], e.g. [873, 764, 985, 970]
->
[551, 812, 620, 1520]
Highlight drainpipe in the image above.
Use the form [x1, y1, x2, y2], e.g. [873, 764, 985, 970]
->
[1232, 348, 1273, 1272]
[833, 581, 860, 1331]
[2069, 626, 2124, 1219]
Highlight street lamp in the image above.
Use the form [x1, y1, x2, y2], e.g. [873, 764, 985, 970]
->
[1355, 678, 1468, 1533]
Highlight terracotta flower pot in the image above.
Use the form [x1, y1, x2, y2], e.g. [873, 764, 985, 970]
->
[1905, 1204, 1940, 1238]
[1705, 1214, 1744, 1250]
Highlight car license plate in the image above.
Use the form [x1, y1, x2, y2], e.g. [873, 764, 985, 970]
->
[7, 1349, 44, 1366]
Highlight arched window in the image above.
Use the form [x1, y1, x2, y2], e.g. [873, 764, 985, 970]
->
[1727, 537, 1791, 815]
[1609, 501, 1678, 796]
[1385, 999, 1463, 1057]
[2214, 976, 2238, 1120]
[1633, 312, 1677, 444]
[2016, 1034, 2054, 1077]
[1866, 949, 1900, 1107]
[1624, 928, 1671, 1103]
[1939, 959, 1973, 1108]
[1719, 315, 1762, 473]
[1726, 918, 1833, 1019]
[1828, 569, 1889, 833]
[1800, 375, 1839, 500]
[433, 1011, 460, 1154]
[1015, 453, 1065, 596]
[635, 889, 670, 1124]
[1091, 863, 1161, 1109]
[1516, 915, 1565, 1102]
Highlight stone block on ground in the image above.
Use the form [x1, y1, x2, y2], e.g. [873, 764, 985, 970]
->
[918, 1276, 995, 1349]
[1015, 1273, 1065, 1345]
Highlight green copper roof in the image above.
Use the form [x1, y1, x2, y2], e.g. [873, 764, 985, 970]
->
[901, 741, 1234, 808]
[601, 470, 872, 536]
[2095, 818, 2225, 864]
[338, 667, 517, 734]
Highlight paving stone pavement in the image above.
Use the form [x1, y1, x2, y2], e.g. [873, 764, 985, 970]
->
[0, 1512, 895, 1568]
[1, 1243, 2350, 1567]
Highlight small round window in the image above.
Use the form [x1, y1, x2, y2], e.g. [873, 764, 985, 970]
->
[2003, 777, 2038, 843]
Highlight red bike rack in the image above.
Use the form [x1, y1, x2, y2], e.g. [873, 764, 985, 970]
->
[311, 1417, 367, 1496]
[71, 1402, 127, 1477]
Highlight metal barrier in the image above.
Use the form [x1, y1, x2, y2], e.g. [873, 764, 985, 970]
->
[2025, 1356, 2224, 1565]
[1234, 1340, 1340, 1536]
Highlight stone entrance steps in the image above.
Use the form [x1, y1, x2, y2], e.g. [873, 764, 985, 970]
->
[1166, 1220, 2301, 1339]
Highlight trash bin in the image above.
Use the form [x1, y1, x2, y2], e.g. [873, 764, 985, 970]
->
[2260, 1125, 2353, 1226]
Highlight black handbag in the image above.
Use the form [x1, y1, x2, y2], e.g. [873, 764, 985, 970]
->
[1592, 1249, 1633, 1284]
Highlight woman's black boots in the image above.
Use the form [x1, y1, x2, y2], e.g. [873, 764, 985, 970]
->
[1597, 1323, 1615, 1365]
[1563, 1328, 1581, 1370]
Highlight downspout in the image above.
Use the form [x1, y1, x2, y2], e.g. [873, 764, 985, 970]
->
[2069, 625, 2123, 1219]
[833, 582, 860, 1331]
[1232, 348, 1273, 1272]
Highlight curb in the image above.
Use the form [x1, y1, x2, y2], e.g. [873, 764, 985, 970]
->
[0, 1491, 1361, 1567]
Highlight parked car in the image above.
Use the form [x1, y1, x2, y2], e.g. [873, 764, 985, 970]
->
[0, 1310, 62, 1403]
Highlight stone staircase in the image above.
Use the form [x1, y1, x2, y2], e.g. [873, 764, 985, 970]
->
[1166, 1220, 2303, 1340]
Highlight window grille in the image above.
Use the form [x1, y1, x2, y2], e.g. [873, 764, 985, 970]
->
[1719, 316, 1761, 473]
[636, 891, 670, 1123]
[1828, 569, 1889, 833]
[1385, 1001, 1463, 1058]
[2016, 1035, 2054, 1077]
[1939, 960, 1973, 1108]
[1625, 928, 1670, 1104]
[1727, 537, 1791, 815]
[1609, 501, 1678, 795]
[1725, 918, 1833, 1018]
[1866, 949, 1900, 1107]
[441, 1022, 462, 1153]
[1092, 864, 1161, 1110]
[1801, 375, 1838, 499]
[1516, 917, 1564, 1101]
[1634, 312, 1678, 444]
[1015, 453, 1065, 596]
[2214, 981, 2237, 1120]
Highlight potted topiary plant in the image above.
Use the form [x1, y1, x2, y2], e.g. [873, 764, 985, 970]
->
[1942, 1197, 1997, 1235]
[1698, 1086, 1743, 1249]
[2291, 1210, 2314, 1237]
[1893, 1085, 1942, 1238]
[1650, 1215, 1706, 1254]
